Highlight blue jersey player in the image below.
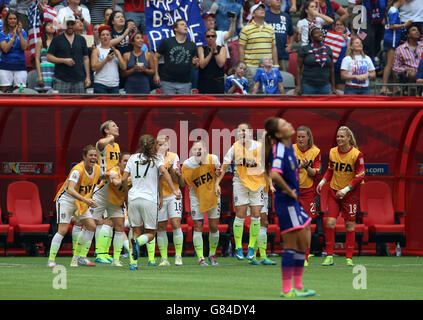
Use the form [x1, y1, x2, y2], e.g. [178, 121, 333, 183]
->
[264, 117, 316, 298]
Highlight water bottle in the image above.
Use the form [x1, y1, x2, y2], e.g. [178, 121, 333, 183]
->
[395, 243, 402, 257]
[18, 83, 23, 93]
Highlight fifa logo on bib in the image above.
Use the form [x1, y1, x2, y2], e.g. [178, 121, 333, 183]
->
[193, 173, 213, 187]
[330, 161, 353, 173]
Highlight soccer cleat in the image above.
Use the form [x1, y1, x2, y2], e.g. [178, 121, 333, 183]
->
[249, 259, 260, 266]
[346, 258, 354, 266]
[234, 248, 245, 260]
[304, 259, 309, 267]
[129, 264, 138, 271]
[120, 252, 129, 259]
[158, 258, 171, 267]
[246, 247, 255, 260]
[322, 255, 334, 266]
[175, 255, 183, 266]
[70, 256, 79, 267]
[148, 261, 158, 266]
[78, 257, 96, 266]
[280, 289, 297, 298]
[261, 258, 276, 265]
[198, 258, 209, 266]
[130, 238, 140, 260]
[95, 255, 112, 264]
[111, 259, 123, 267]
[295, 286, 317, 297]
[105, 254, 113, 263]
[208, 254, 219, 266]
[46, 260, 56, 268]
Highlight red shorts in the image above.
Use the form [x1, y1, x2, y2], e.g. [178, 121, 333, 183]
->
[299, 187, 317, 218]
[326, 186, 360, 222]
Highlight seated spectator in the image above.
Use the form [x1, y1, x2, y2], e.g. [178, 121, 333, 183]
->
[198, 28, 227, 94]
[341, 37, 376, 95]
[225, 61, 248, 94]
[91, 25, 126, 94]
[0, 10, 28, 92]
[34, 20, 56, 93]
[122, 32, 155, 94]
[252, 56, 284, 94]
[332, 18, 350, 91]
[381, 0, 412, 95]
[265, 0, 295, 72]
[295, 26, 336, 95]
[392, 23, 423, 86]
[47, 14, 91, 93]
[56, 0, 91, 33]
[296, 0, 334, 46]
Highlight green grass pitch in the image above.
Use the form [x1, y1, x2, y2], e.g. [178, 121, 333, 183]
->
[0, 255, 422, 300]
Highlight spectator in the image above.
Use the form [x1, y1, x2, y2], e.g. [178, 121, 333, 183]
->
[108, 10, 136, 56]
[209, 0, 243, 37]
[198, 28, 227, 94]
[56, 0, 91, 33]
[87, 0, 113, 26]
[332, 18, 350, 91]
[264, 0, 295, 72]
[341, 37, 376, 95]
[153, 19, 199, 95]
[251, 56, 284, 94]
[316, 0, 349, 24]
[239, 2, 278, 93]
[296, 0, 334, 46]
[91, 25, 126, 94]
[416, 58, 423, 83]
[122, 32, 155, 94]
[34, 20, 56, 92]
[124, 0, 146, 34]
[225, 61, 248, 94]
[360, 0, 386, 61]
[92, 23, 101, 46]
[392, 23, 423, 87]
[47, 14, 91, 93]
[202, 12, 236, 73]
[399, 0, 423, 34]
[101, 7, 113, 26]
[347, 0, 358, 32]
[0, 5, 6, 31]
[295, 26, 336, 95]
[0, 10, 28, 92]
[381, 0, 412, 95]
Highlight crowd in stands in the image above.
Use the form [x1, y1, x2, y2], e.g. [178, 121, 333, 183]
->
[0, 0, 422, 95]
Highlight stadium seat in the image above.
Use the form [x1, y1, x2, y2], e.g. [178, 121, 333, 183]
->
[26, 69, 38, 90]
[281, 71, 295, 90]
[319, 183, 367, 255]
[12, 88, 39, 94]
[360, 181, 406, 248]
[6, 181, 51, 256]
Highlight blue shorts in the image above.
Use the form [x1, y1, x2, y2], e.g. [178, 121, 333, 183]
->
[275, 195, 311, 235]
[383, 38, 400, 51]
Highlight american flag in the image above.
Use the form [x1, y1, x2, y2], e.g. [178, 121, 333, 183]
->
[324, 30, 346, 64]
[27, 3, 57, 62]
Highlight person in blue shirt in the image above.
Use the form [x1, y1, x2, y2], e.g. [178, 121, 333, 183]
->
[264, 0, 295, 72]
[381, 0, 412, 95]
[225, 61, 248, 94]
[264, 117, 316, 298]
[252, 56, 284, 94]
[0, 10, 28, 92]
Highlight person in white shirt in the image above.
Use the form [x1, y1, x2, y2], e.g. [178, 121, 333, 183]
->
[56, 0, 91, 33]
[122, 134, 181, 271]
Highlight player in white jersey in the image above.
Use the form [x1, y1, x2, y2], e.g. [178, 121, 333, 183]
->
[122, 134, 181, 270]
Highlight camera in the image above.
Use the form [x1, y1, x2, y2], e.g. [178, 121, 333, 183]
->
[227, 12, 236, 18]
[108, 49, 114, 55]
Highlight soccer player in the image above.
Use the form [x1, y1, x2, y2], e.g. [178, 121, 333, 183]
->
[94, 120, 120, 263]
[47, 145, 101, 267]
[90, 152, 131, 267]
[181, 140, 222, 266]
[317, 126, 364, 266]
[215, 123, 266, 261]
[156, 135, 184, 266]
[293, 126, 321, 266]
[122, 134, 181, 270]
[264, 117, 316, 298]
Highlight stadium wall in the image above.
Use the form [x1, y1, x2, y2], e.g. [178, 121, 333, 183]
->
[1, 95, 423, 255]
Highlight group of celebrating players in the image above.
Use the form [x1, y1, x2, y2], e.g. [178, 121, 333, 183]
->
[46, 117, 365, 298]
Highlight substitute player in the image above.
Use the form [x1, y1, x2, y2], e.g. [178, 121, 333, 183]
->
[94, 120, 121, 263]
[47, 145, 101, 267]
[317, 126, 365, 266]
[122, 134, 181, 271]
[265, 117, 316, 298]
[293, 126, 321, 266]
[215, 123, 266, 261]
[181, 140, 222, 266]
[156, 135, 185, 266]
